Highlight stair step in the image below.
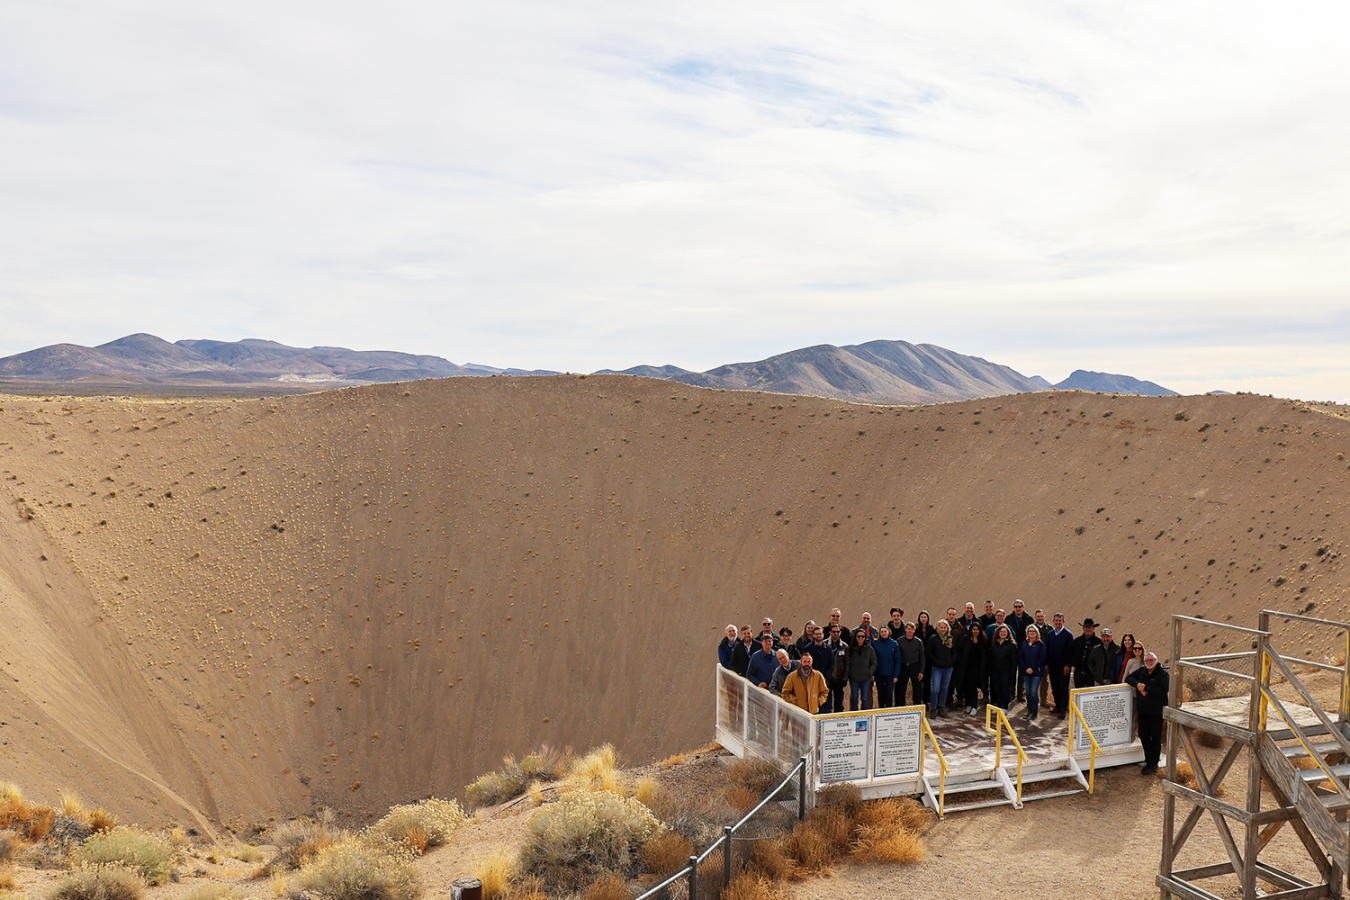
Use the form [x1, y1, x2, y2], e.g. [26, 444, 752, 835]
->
[1282, 740, 1350, 759]
[1016, 768, 1081, 785]
[1299, 763, 1350, 782]
[940, 779, 1008, 795]
[1020, 788, 1086, 802]
[1317, 793, 1350, 812]
[941, 797, 1015, 813]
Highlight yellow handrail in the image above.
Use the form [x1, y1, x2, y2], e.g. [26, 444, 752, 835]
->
[1261, 685, 1350, 801]
[985, 705, 1028, 805]
[920, 712, 949, 815]
[1068, 702, 1102, 793]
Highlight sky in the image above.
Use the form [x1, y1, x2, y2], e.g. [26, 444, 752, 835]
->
[2, 2, 1348, 398]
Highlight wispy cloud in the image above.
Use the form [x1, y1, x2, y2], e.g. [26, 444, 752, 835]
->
[0, 1, 1347, 397]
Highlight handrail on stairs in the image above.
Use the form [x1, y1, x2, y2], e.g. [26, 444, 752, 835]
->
[985, 704, 1028, 805]
[1067, 702, 1102, 793]
[920, 712, 948, 816]
[1260, 646, 1350, 803]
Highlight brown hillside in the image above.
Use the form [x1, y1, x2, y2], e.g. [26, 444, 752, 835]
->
[0, 377, 1348, 829]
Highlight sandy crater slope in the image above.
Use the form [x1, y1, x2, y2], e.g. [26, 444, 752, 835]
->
[0, 376, 1347, 827]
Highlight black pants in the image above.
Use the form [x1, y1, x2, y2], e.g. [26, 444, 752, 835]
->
[1074, 670, 1096, 690]
[824, 678, 846, 714]
[898, 664, 923, 706]
[990, 670, 1013, 710]
[1139, 712, 1164, 768]
[876, 677, 895, 709]
[1050, 669, 1071, 713]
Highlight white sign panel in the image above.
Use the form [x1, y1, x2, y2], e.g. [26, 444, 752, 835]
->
[818, 717, 870, 783]
[1073, 685, 1134, 750]
[873, 711, 923, 778]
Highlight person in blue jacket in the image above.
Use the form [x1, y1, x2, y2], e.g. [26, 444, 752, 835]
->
[1042, 612, 1076, 718]
[718, 624, 739, 669]
[1018, 626, 1048, 721]
[873, 625, 900, 709]
[746, 633, 780, 687]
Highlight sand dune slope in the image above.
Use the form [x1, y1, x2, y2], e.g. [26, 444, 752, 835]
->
[1, 378, 1348, 826]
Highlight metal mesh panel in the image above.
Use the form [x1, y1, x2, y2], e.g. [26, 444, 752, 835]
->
[745, 686, 778, 758]
[774, 706, 811, 768]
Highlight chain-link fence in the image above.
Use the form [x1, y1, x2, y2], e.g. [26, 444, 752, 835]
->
[635, 757, 807, 900]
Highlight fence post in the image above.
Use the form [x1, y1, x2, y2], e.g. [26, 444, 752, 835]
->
[723, 825, 733, 888]
[798, 756, 807, 819]
[687, 855, 698, 900]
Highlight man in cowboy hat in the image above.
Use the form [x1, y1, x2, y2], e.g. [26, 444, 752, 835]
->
[1070, 617, 1104, 690]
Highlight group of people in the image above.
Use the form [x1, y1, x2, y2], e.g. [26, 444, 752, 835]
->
[718, 600, 1171, 774]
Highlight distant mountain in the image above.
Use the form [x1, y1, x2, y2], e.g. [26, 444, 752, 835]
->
[1055, 370, 1177, 397]
[0, 334, 555, 386]
[648, 340, 1044, 405]
[0, 334, 1177, 404]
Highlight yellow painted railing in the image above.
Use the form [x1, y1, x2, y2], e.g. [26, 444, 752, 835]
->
[1068, 702, 1102, 793]
[985, 704, 1027, 805]
[920, 713, 949, 815]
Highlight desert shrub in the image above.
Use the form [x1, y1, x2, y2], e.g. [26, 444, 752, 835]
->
[180, 885, 244, 900]
[560, 746, 624, 797]
[1195, 729, 1224, 749]
[367, 799, 465, 855]
[816, 784, 862, 819]
[721, 872, 779, 900]
[0, 832, 21, 866]
[0, 889, 24, 900]
[781, 806, 853, 875]
[0, 787, 28, 832]
[657, 753, 687, 768]
[645, 786, 734, 847]
[58, 796, 83, 823]
[725, 786, 760, 816]
[229, 845, 263, 863]
[579, 874, 629, 900]
[855, 797, 935, 835]
[0, 872, 15, 891]
[266, 813, 344, 873]
[517, 791, 661, 891]
[1184, 672, 1219, 702]
[77, 828, 175, 886]
[24, 809, 56, 844]
[851, 825, 924, 864]
[85, 813, 115, 836]
[50, 817, 93, 848]
[297, 839, 419, 900]
[744, 839, 793, 882]
[474, 848, 515, 900]
[727, 759, 782, 798]
[467, 748, 572, 811]
[46, 865, 143, 900]
[638, 833, 692, 874]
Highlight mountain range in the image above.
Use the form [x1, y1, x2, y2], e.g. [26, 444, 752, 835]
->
[0, 333, 1178, 402]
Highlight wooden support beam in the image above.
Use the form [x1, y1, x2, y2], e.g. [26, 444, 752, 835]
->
[1172, 741, 1244, 856]
[1177, 727, 1248, 881]
[1166, 706, 1253, 745]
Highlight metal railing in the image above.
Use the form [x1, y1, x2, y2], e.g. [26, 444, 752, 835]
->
[1259, 646, 1350, 804]
[634, 755, 809, 900]
[919, 714, 948, 815]
[985, 704, 1027, 805]
[1067, 702, 1103, 793]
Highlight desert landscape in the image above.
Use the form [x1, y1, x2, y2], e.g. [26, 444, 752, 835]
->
[2, 374, 1349, 896]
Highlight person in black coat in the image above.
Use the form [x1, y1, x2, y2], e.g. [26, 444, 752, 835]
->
[1127, 652, 1171, 774]
[730, 625, 756, 677]
[954, 620, 988, 715]
[988, 624, 1019, 711]
[1070, 618, 1104, 689]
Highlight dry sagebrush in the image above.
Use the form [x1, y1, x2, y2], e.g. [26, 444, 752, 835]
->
[265, 812, 345, 873]
[297, 839, 419, 900]
[76, 828, 175, 886]
[46, 865, 144, 900]
[517, 790, 662, 891]
[366, 799, 466, 856]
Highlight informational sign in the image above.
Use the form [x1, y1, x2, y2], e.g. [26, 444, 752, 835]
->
[872, 711, 923, 777]
[818, 717, 870, 782]
[1072, 685, 1135, 750]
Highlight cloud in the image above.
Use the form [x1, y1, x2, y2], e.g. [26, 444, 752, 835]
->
[1, 1, 1348, 396]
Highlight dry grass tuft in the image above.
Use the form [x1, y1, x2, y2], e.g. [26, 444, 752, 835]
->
[856, 797, 936, 835]
[1194, 730, 1225, 749]
[726, 758, 782, 798]
[46, 865, 144, 900]
[721, 872, 781, 900]
[851, 825, 925, 864]
[657, 753, 687, 769]
[1174, 762, 1226, 796]
[296, 839, 419, 900]
[475, 848, 516, 900]
[265, 813, 344, 874]
[77, 828, 175, 886]
[467, 747, 574, 810]
[816, 783, 862, 819]
[631, 778, 657, 807]
[745, 839, 794, 882]
[25, 808, 57, 844]
[58, 795, 84, 823]
[517, 790, 660, 891]
[0, 833, 23, 866]
[645, 786, 734, 847]
[86, 812, 115, 836]
[725, 786, 760, 816]
[179, 885, 244, 900]
[638, 833, 692, 875]
[0, 872, 15, 891]
[561, 745, 624, 797]
[579, 873, 629, 900]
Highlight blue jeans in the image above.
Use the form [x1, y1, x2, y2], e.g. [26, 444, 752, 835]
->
[850, 680, 872, 711]
[1024, 675, 1042, 716]
[930, 666, 953, 709]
